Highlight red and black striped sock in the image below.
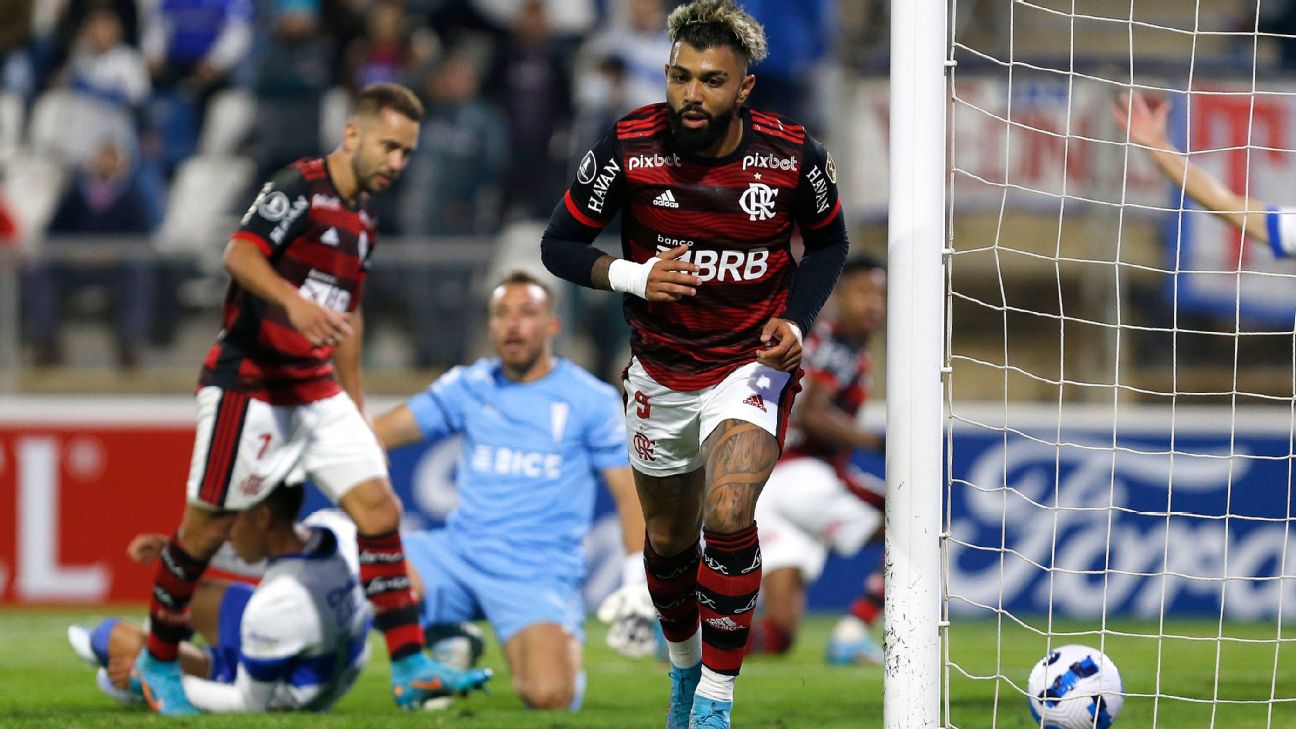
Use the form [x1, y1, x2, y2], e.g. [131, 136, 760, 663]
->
[697, 525, 762, 676]
[357, 530, 425, 661]
[851, 569, 885, 626]
[146, 536, 208, 662]
[643, 534, 701, 643]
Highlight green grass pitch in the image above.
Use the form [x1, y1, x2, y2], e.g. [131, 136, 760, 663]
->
[1, 608, 1293, 727]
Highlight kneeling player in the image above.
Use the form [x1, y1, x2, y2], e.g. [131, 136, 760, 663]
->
[70, 487, 433, 712]
[373, 272, 645, 711]
[748, 256, 889, 664]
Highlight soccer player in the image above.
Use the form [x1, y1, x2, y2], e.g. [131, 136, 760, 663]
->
[538, 1, 850, 726]
[1114, 90, 1296, 255]
[745, 255, 888, 665]
[372, 271, 646, 711]
[68, 487, 376, 712]
[136, 82, 489, 715]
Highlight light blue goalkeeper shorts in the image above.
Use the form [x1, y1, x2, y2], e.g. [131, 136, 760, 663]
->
[403, 529, 585, 645]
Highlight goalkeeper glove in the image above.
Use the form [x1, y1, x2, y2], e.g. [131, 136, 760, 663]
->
[596, 553, 660, 659]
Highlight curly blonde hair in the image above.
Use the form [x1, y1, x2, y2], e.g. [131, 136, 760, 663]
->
[666, 0, 768, 66]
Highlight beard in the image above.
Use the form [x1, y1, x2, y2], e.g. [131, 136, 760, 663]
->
[500, 347, 542, 378]
[667, 102, 735, 154]
[352, 157, 393, 195]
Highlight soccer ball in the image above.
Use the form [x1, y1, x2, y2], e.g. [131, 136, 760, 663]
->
[1027, 644, 1124, 729]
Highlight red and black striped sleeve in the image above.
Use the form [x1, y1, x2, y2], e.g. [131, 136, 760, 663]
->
[541, 128, 626, 288]
[781, 136, 850, 334]
[231, 166, 312, 256]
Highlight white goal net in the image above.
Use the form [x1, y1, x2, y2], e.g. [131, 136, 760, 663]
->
[933, 0, 1296, 727]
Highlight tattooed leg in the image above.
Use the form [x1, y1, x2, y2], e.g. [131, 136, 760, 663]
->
[692, 419, 778, 699]
[701, 419, 779, 532]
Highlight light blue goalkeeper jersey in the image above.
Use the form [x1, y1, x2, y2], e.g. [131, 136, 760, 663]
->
[405, 358, 628, 582]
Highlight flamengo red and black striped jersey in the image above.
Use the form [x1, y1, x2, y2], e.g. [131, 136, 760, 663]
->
[199, 157, 376, 405]
[559, 103, 844, 390]
[782, 320, 872, 464]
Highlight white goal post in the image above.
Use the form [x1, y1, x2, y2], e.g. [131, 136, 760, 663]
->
[884, 0, 948, 727]
[889, 1, 1296, 728]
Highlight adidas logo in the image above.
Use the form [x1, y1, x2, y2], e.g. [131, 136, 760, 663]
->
[742, 394, 766, 412]
[652, 190, 679, 208]
[705, 616, 743, 632]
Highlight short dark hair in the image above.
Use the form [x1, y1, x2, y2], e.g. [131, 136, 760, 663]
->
[263, 483, 306, 523]
[354, 82, 424, 123]
[842, 253, 886, 277]
[492, 270, 555, 306]
[667, 0, 768, 66]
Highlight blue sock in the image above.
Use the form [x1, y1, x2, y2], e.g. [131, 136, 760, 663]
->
[90, 618, 119, 668]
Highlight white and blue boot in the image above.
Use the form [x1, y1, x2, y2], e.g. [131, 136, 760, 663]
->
[689, 696, 734, 729]
[666, 662, 701, 729]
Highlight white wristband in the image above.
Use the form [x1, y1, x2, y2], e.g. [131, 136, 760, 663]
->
[622, 552, 646, 586]
[608, 258, 660, 300]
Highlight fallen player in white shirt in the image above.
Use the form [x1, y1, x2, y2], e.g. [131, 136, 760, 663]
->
[67, 485, 375, 712]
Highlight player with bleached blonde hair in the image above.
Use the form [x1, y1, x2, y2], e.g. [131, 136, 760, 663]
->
[541, 1, 851, 726]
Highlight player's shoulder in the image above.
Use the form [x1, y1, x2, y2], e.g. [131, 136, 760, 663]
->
[241, 581, 317, 659]
[291, 156, 329, 182]
[246, 570, 314, 626]
[553, 359, 619, 402]
[433, 359, 487, 387]
[430, 359, 499, 401]
[262, 157, 322, 191]
[614, 102, 671, 141]
[748, 107, 810, 147]
[461, 358, 501, 385]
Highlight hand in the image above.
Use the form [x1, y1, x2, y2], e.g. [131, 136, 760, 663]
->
[286, 297, 352, 347]
[1113, 91, 1172, 151]
[596, 584, 660, 659]
[644, 245, 702, 302]
[756, 318, 803, 372]
[108, 654, 136, 691]
[126, 533, 168, 564]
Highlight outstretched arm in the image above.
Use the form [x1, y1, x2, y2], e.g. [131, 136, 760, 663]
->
[1114, 91, 1272, 244]
[603, 466, 646, 556]
[372, 403, 425, 451]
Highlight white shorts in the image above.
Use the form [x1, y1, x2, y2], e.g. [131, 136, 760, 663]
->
[754, 457, 882, 582]
[185, 387, 387, 511]
[622, 358, 799, 476]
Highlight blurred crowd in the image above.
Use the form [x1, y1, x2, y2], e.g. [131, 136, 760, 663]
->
[0, 0, 843, 372]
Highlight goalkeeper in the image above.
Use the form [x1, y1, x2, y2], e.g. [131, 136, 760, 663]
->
[1115, 90, 1296, 255]
[373, 271, 649, 711]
